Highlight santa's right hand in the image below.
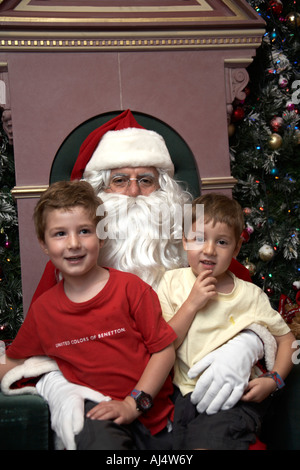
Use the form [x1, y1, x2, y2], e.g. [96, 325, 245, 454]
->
[36, 370, 110, 450]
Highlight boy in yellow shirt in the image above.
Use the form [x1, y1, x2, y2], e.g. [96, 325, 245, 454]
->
[158, 193, 295, 450]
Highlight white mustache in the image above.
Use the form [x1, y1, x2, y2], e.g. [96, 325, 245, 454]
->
[95, 191, 188, 289]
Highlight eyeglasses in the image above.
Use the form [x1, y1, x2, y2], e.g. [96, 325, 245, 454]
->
[107, 175, 158, 191]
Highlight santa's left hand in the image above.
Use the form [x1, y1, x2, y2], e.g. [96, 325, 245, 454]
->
[187, 330, 264, 415]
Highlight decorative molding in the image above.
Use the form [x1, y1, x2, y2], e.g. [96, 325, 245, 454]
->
[12, 0, 214, 14]
[0, 30, 264, 52]
[0, 61, 7, 72]
[11, 185, 48, 199]
[225, 66, 250, 101]
[201, 176, 237, 190]
[0, 61, 12, 143]
[224, 63, 250, 123]
[0, 61, 8, 106]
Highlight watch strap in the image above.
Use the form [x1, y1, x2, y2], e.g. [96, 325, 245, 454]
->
[130, 389, 141, 399]
[260, 371, 285, 390]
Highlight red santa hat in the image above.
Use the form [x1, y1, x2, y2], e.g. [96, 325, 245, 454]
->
[71, 109, 174, 180]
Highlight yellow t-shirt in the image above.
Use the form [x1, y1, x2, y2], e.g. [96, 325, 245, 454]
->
[157, 267, 290, 396]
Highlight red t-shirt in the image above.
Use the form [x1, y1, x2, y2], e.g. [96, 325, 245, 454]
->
[7, 268, 177, 435]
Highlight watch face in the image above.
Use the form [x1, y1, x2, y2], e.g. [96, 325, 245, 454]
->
[136, 392, 153, 412]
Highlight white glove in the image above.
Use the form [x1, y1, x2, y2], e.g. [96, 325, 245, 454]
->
[36, 370, 111, 450]
[188, 330, 264, 415]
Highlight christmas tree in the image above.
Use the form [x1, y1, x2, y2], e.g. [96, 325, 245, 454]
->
[0, 112, 23, 341]
[230, 0, 300, 333]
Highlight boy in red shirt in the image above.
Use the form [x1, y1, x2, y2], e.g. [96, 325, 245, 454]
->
[0, 180, 176, 450]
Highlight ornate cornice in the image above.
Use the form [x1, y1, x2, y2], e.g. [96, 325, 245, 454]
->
[0, 29, 264, 52]
[0, 0, 265, 26]
[0, 0, 265, 52]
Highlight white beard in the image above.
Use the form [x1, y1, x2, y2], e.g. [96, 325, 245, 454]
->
[96, 190, 188, 290]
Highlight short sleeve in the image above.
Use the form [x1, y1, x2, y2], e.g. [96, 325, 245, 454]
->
[254, 288, 291, 336]
[132, 283, 177, 354]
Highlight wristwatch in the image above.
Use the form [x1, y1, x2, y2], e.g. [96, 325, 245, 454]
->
[130, 389, 153, 413]
[260, 371, 285, 391]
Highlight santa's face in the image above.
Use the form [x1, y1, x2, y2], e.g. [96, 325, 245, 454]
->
[104, 167, 160, 197]
[83, 165, 192, 289]
[95, 171, 190, 289]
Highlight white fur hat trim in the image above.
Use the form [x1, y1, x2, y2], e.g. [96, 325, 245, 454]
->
[85, 127, 174, 175]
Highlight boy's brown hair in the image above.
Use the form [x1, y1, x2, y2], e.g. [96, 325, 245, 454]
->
[186, 193, 244, 243]
[34, 180, 103, 242]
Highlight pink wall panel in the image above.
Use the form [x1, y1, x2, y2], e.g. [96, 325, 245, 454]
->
[119, 50, 230, 179]
[7, 52, 121, 186]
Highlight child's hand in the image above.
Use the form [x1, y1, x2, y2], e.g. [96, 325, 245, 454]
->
[187, 270, 217, 312]
[241, 377, 277, 403]
[86, 396, 140, 425]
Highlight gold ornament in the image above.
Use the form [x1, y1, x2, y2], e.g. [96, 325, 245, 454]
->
[243, 258, 256, 276]
[268, 133, 282, 150]
[294, 130, 300, 145]
[228, 123, 235, 137]
[286, 12, 300, 28]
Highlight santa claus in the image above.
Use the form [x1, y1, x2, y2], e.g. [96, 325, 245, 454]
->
[2, 110, 275, 449]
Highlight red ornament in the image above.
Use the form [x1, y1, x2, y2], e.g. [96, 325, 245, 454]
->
[243, 86, 250, 97]
[231, 106, 245, 122]
[5, 240, 11, 249]
[243, 207, 252, 216]
[270, 116, 283, 132]
[286, 101, 295, 111]
[278, 76, 288, 88]
[266, 287, 274, 297]
[241, 229, 250, 243]
[268, 0, 283, 16]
